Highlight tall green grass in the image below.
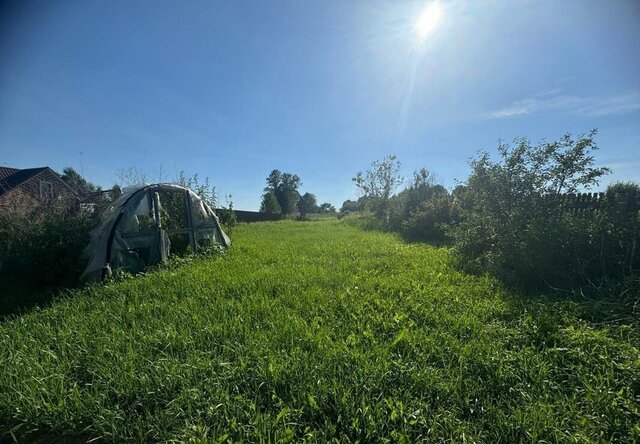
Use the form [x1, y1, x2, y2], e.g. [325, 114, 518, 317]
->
[1, 220, 638, 442]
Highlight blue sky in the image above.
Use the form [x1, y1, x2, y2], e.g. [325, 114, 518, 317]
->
[1, 0, 639, 210]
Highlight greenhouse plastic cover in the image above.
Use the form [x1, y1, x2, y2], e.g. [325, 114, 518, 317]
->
[80, 184, 230, 282]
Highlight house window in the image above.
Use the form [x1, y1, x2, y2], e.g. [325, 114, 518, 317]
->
[39, 181, 54, 200]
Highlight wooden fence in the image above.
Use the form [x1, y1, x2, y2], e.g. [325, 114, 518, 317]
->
[217, 209, 281, 223]
[552, 191, 640, 215]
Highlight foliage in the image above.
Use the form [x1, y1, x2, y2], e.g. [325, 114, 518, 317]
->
[60, 167, 101, 199]
[177, 171, 217, 208]
[0, 220, 637, 442]
[384, 168, 457, 242]
[61, 167, 122, 214]
[263, 169, 302, 216]
[339, 210, 388, 231]
[218, 194, 238, 233]
[0, 202, 96, 308]
[346, 132, 635, 292]
[260, 192, 282, 214]
[339, 199, 359, 214]
[399, 192, 458, 243]
[451, 130, 613, 288]
[353, 155, 403, 217]
[111, 184, 123, 200]
[347, 165, 458, 243]
[297, 192, 318, 219]
[401, 168, 439, 216]
[348, 160, 457, 242]
[318, 202, 336, 214]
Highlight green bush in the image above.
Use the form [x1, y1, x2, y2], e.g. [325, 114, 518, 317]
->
[0, 202, 95, 290]
[384, 169, 458, 242]
[339, 210, 388, 231]
[449, 131, 638, 289]
[218, 207, 238, 233]
[400, 193, 458, 243]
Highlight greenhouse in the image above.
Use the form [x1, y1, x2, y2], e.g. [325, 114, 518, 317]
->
[80, 183, 230, 282]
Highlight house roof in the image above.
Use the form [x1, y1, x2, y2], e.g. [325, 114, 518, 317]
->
[0, 166, 53, 197]
[0, 167, 20, 181]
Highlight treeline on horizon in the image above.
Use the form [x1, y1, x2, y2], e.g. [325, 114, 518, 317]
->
[259, 170, 336, 218]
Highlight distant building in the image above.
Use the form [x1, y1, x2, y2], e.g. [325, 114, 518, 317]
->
[0, 166, 77, 213]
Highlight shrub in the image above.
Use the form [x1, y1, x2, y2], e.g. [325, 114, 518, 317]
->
[450, 130, 618, 289]
[384, 168, 457, 242]
[218, 206, 238, 233]
[339, 197, 370, 214]
[0, 202, 96, 290]
[400, 193, 458, 243]
[217, 194, 238, 233]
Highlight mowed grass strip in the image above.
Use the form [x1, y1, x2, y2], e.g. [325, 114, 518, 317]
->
[1, 220, 638, 442]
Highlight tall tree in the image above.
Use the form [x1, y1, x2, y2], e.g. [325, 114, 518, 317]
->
[60, 167, 101, 199]
[319, 203, 336, 214]
[352, 155, 402, 217]
[263, 169, 302, 216]
[403, 168, 443, 216]
[260, 192, 281, 214]
[264, 170, 282, 195]
[297, 192, 318, 219]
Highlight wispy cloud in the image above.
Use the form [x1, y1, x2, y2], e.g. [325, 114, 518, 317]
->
[483, 90, 640, 120]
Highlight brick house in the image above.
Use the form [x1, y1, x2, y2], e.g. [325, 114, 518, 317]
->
[0, 166, 77, 213]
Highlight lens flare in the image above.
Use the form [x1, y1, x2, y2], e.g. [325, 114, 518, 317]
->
[415, 2, 443, 42]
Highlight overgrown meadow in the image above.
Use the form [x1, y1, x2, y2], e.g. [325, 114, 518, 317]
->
[1, 220, 638, 442]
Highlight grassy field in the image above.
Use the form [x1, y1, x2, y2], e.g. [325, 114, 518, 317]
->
[1, 220, 638, 442]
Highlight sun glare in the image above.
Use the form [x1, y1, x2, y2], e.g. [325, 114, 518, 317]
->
[415, 2, 443, 42]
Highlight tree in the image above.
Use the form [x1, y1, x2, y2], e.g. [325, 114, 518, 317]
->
[109, 184, 123, 202]
[60, 167, 101, 199]
[340, 200, 359, 213]
[260, 192, 281, 214]
[264, 170, 282, 193]
[319, 203, 336, 214]
[353, 155, 402, 217]
[451, 184, 467, 201]
[278, 188, 301, 217]
[340, 197, 371, 214]
[263, 169, 302, 216]
[403, 168, 439, 216]
[384, 167, 454, 240]
[297, 192, 318, 219]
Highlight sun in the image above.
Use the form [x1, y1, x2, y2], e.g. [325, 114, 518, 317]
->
[415, 2, 443, 42]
